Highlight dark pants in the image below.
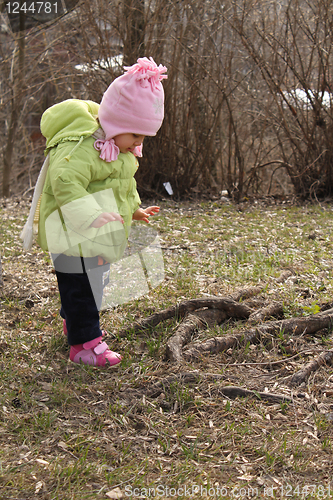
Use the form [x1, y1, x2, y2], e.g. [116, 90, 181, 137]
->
[52, 254, 110, 346]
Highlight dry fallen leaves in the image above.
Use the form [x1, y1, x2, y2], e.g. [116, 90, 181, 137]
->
[106, 487, 123, 499]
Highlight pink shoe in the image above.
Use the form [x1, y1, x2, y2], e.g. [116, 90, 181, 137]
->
[69, 336, 122, 367]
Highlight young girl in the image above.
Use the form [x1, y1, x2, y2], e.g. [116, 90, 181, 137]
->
[21, 57, 167, 367]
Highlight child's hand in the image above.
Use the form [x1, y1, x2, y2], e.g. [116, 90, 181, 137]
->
[90, 212, 124, 228]
[133, 206, 160, 223]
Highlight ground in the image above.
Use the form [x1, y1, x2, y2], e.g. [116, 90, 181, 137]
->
[1, 195, 333, 499]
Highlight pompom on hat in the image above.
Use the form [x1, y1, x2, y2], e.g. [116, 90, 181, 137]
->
[95, 57, 167, 161]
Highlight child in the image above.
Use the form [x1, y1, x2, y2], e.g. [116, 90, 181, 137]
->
[21, 57, 167, 367]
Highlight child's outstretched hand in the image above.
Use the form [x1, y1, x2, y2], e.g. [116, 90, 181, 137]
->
[90, 212, 124, 228]
[133, 206, 160, 223]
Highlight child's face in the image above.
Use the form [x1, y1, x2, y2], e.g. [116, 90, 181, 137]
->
[113, 133, 145, 154]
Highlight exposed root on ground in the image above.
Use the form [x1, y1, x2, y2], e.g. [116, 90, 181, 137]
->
[122, 272, 333, 393]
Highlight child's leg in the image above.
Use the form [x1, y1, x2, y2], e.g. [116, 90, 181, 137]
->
[54, 266, 102, 346]
[52, 254, 121, 367]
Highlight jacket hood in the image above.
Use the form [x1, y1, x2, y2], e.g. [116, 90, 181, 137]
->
[40, 99, 100, 153]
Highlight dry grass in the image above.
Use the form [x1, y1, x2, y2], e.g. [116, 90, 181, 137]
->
[1, 195, 333, 499]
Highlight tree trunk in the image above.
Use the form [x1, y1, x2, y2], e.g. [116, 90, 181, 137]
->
[2, 18, 25, 197]
[122, 0, 145, 66]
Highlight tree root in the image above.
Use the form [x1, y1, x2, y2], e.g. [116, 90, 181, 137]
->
[230, 285, 264, 301]
[119, 270, 333, 386]
[165, 309, 229, 363]
[119, 274, 292, 337]
[248, 301, 284, 324]
[165, 314, 205, 363]
[119, 296, 252, 336]
[183, 308, 333, 361]
[289, 350, 333, 387]
[216, 385, 292, 404]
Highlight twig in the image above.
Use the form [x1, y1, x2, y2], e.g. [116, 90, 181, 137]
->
[143, 371, 226, 398]
[224, 349, 319, 367]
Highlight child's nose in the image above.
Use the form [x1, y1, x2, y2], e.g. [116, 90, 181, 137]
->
[134, 136, 144, 145]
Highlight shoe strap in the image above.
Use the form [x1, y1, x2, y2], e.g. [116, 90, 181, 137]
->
[83, 336, 103, 350]
[93, 341, 108, 355]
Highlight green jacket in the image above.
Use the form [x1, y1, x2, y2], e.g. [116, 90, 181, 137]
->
[37, 99, 141, 262]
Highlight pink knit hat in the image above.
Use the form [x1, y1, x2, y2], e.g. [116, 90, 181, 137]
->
[95, 57, 167, 162]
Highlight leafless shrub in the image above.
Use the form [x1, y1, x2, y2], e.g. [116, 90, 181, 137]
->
[230, 0, 333, 199]
[0, 7, 84, 196]
[71, 0, 259, 199]
[1, 0, 333, 199]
